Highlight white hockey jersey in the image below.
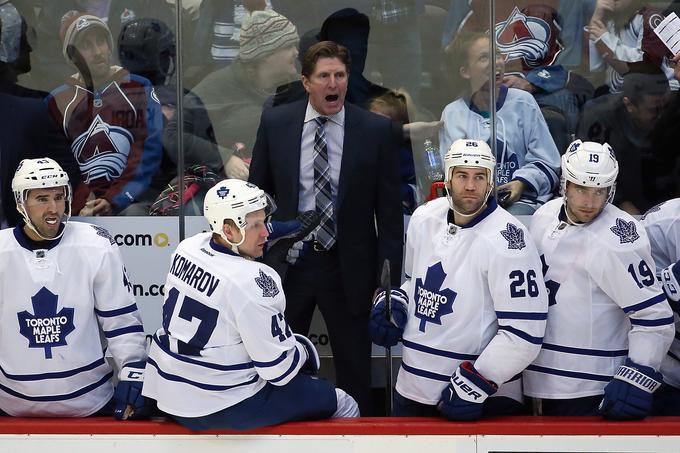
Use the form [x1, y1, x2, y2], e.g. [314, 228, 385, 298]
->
[0, 222, 146, 416]
[395, 197, 548, 405]
[524, 199, 674, 399]
[641, 198, 680, 388]
[142, 232, 310, 418]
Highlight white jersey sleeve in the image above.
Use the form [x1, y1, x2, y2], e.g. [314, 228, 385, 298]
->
[586, 216, 674, 370]
[473, 213, 548, 385]
[91, 227, 146, 374]
[230, 268, 307, 386]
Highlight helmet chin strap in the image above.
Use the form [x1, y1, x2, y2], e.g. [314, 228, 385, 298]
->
[221, 225, 246, 255]
[19, 206, 70, 241]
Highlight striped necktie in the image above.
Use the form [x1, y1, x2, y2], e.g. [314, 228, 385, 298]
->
[313, 116, 336, 250]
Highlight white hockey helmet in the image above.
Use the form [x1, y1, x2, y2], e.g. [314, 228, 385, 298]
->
[203, 179, 276, 249]
[444, 139, 496, 214]
[11, 157, 72, 240]
[560, 140, 618, 203]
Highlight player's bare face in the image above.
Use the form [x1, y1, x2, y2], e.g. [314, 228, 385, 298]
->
[238, 210, 269, 259]
[448, 167, 490, 215]
[302, 57, 348, 116]
[461, 37, 505, 94]
[74, 29, 112, 83]
[24, 187, 67, 240]
[565, 182, 609, 224]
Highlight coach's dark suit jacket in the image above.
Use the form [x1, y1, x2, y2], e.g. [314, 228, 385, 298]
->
[249, 99, 403, 314]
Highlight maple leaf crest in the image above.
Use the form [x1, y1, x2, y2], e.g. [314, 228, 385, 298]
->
[610, 218, 639, 244]
[255, 269, 279, 298]
[17, 287, 75, 359]
[500, 223, 526, 250]
[640, 202, 664, 221]
[414, 262, 457, 332]
[91, 225, 115, 245]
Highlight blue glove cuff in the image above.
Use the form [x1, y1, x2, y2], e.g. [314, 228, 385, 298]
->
[613, 359, 662, 394]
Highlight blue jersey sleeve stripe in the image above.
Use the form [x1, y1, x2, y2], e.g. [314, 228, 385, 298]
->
[0, 358, 106, 381]
[251, 351, 287, 368]
[630, 316, 675, 327]
[402, 340, 478, 361]
[623, 293, 667, 313]
[103, 325, 145, 338]
[147, 358, 259, 391]
[532, 161, 558, 188]
[0, 371, 113, 402]
[154, 334, 254, 371]
[266, 348, 300, 384]
[495, 311, 547, 320]
[526, 364, 611, 382]
[542, 342, 628, 357]
[498, 325, 543, 345]
[95, 304, 139, 318]
[513, 176, 538, 196]
[401, 361, 450, 382]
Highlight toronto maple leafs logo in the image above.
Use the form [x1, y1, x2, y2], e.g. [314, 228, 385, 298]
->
[217, 186, 230, 199]
[91, 224, 115, 244]
[500, 223, 526, 250]
[17, 287, 75, 359]
[414, 262, 457, 332]
[640, 202, 665, 221]
[610, 218, 640, 244]
[255, 269, 279, 298]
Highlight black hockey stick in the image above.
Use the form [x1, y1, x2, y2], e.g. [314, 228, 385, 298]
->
[380, 259, 393, 416]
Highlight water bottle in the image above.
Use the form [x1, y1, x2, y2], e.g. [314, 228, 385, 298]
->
[423, 139, 444, 182]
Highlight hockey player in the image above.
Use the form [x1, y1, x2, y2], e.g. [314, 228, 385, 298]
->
[142, 179, 359, 430]
[641, 198, 680, 414]
[370, 139, 548, 420]
[524, 140, 674, 419]
[0, 158, 150, 419]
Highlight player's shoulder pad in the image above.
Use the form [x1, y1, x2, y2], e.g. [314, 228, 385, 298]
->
[247, 261, 283, 300]
[641, 199, 680, 226]
[74, 222, 118, 247]
[595, 204, 649, 251]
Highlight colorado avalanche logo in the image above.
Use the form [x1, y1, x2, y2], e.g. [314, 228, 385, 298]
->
[255, 269, 279, 298]
[495, 7, 558, 68]
[17, 288, 75, 359]
[414, 262, 457, 332]
[610, 218, 640, 244]
[501, 223, 526, 250]
[71, 114, 133, 184]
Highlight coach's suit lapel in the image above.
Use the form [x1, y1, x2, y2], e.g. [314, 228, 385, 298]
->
[337, 103, 359, 211]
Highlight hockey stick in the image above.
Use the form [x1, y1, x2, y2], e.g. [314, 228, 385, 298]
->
[380, 259, 393, 416]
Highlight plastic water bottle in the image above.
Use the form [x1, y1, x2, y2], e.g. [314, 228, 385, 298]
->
[424, 139, 444, 182]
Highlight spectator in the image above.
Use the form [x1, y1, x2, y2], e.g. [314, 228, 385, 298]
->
[578, 69, 673, 214]
[587, 0, 675, 92]
[188, 9, 299, 181]
[439, 32, 561, 215]
[368, 89, 418, 213]
[249, 41, 403, 414]
[524, 140, 674, 418]
[46, 12, 162, 216]
[0, 158, 151, 419]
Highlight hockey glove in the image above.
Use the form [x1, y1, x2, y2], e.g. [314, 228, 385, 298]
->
[285, 240, 311, 266]
[661, 261, 680, 304]
[598, 358, 662, 420]
[369, 287, 408, 347]
[438, 361, 498, 421]
[295, 333, 320, 375]
[113, 361, 153, 420]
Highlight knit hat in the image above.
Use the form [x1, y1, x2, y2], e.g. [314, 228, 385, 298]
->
[239, 10, 298, 61]
[60, 11, 113, 63]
